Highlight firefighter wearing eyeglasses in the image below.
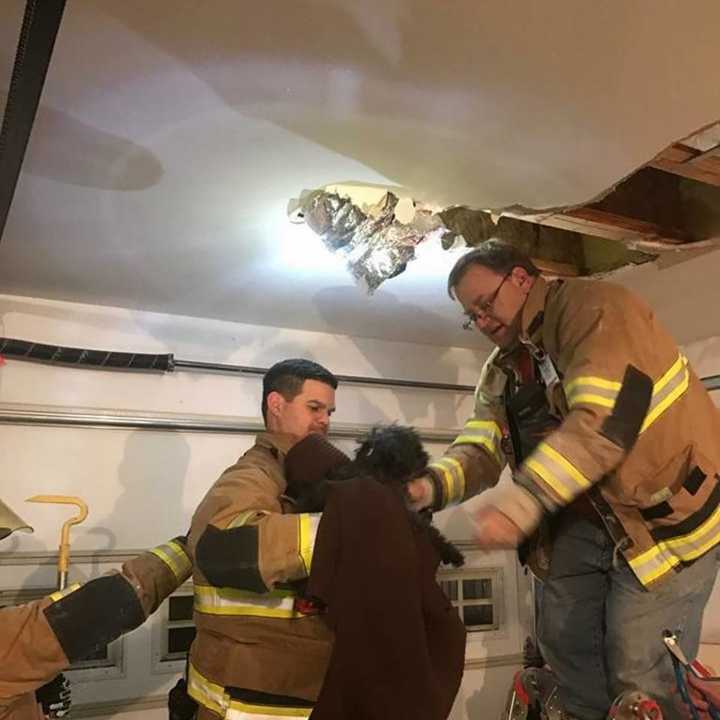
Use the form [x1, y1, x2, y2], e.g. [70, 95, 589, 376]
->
[407, 240, 720, 719]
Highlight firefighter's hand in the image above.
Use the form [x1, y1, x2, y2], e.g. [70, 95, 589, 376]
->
[473, 506, 525, 549]
[406, 475, 435, 511]
[36, 674, 71, 718]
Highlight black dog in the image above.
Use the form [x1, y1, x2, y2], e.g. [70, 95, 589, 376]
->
[286, 425, 464, 567]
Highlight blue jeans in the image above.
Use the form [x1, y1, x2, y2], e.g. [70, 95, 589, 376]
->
[536, 515, 719, 720]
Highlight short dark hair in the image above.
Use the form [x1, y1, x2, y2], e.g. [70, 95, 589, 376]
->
[447, 240, 540, 299]
[261, 358, 338, 424]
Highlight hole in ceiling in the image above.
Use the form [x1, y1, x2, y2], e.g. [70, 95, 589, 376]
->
[289, 119, 720, 293]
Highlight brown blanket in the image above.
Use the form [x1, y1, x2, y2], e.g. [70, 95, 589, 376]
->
[307, 477, 466, 720]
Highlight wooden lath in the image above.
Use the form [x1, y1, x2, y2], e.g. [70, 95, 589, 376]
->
[648, 120, 720, 187]
[534, 206, 689, 246]
[506, 167, 695, 247]
[649, 143, 720, 187]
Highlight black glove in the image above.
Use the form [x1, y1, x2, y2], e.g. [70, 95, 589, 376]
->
[36, 674, 71, 718]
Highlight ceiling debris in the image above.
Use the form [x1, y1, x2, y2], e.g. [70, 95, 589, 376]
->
[290, 120, 720, 293]
[437, 206, 653, 277]
[289, 188, 655, 292]
[289, 188, 444, 292]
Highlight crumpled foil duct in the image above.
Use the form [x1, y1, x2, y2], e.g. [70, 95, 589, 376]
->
[296, 190, 440, 293]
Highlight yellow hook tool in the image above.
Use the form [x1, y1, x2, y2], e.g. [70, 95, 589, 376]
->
[26, 495, 88, 590]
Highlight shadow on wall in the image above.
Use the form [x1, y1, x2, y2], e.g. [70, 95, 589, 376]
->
[17, 430, 191, 595]
[447, 664, 520, 720]
[88, 430, 192, 556]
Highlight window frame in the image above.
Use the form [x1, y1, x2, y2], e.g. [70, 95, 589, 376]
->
[437, 566, 504, 633]
[151, 581, 194, 675]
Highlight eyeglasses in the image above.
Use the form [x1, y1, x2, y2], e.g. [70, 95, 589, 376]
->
[462, 272, 510, 331]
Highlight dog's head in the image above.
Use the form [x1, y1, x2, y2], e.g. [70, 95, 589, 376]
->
[352, 425, 429, 486]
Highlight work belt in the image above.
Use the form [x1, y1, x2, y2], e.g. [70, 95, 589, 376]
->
[187, 664, 313, 719]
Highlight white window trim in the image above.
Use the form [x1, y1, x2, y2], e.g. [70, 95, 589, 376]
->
[437, 566, 504, 633]
[151, 581, 194, 676]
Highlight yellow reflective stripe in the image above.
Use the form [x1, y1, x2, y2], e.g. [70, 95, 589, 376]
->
[188, 663, 225, 715]
[566, 356, 689, 429]
[452, 435, 502, 464]
[629, 547, 680, 587]
[569, 393, 616, 409]
[525, 458, 572, 503]
[428, 457, 466, 506]
[540, 444, 591, 490]
[641, 355, 689, 433]
[226, 701, 312, 718]
[565, 376, 622, 394]
[629, 502, 720, 586]
[188, 663, 312, 718]
[443, 457, 465, 504]
[429, 460, 452, 507]
[48, 582, 81, 603]
[227, 509, 267, 528]
[565, 377, 620, 410]
[150, 540, 192, 582]
[298, 513, 320, 576]
[653, 354, 685, 395]
[194, 584, 303, 618]
[452, 419, 503, 465]
[525, 443, 591, 503]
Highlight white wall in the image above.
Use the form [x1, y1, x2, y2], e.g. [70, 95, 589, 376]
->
[615, 247, 720, 349]
[0, 292, 484, 550]
[0, 293, 529, 719]
[683, 337, 720, 667]
[3, 282, 718, 718]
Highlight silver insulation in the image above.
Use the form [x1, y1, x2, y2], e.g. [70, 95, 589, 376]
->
[295, 190, 439, 292]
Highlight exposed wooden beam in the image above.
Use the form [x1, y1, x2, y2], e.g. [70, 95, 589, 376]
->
[558, 207, 689, 244]
[686, 143, 720, 165]
[509, 167, 695, 246]
[649, 143, 720, 187]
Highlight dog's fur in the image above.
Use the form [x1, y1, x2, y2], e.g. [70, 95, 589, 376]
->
[293, 425, 464, 567]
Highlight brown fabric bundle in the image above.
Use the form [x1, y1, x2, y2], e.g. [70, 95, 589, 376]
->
[284, 433, 351, 510]
[307, 478, 466, 720]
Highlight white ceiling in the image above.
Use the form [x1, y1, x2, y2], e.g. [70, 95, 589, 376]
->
[1, 1, 720, 349]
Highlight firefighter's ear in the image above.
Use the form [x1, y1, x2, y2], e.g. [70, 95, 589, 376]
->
[511, 266, 533, 290]
[266, 391, 285, 417]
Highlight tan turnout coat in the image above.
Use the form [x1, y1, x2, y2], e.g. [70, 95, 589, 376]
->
[0, 539, 191, 720]
[428, 277, 720, 588]
[187, 433, 333, 713]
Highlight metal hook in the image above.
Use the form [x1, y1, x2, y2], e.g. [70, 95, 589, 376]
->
[26, 495, 88, 590]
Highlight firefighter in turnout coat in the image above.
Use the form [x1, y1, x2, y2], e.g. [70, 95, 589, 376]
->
[186, 359, 338, 720]
[407, 241, 720, 719]
[0, 498, 192, 720]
